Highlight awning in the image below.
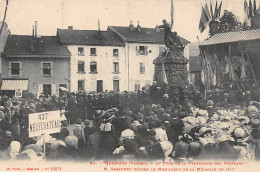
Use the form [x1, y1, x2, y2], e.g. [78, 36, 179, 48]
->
[1, 80, 29, 91]
[59, 87, 68, 92]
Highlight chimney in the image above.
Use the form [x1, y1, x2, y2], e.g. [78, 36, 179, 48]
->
[35, 21, 37, 38]
[155, 25, 160, 32]
[97, 19, 102, 39]
[68, 26, 73, 30]
[137, 21, 141, 32]
[129, 20, 135, 31]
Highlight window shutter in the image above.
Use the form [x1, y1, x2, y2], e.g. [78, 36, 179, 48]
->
[51, 63, 53, 75]
[19, 63, 22, 77]
[38, 84, 43, 94]
[136, 46, 140, 56]
[41, 63, 43, 75]
[9, 62, 11, 76]
[145, 46, 148, 56]
[51, 84, 56, 96]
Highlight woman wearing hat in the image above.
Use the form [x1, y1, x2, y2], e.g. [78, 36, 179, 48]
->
[99, 111, 117, 159]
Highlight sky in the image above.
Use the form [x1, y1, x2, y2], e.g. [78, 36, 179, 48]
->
[0, 0, 254, 42]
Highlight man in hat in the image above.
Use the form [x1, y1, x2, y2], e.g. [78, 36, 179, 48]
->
[73, 118, 85, 151]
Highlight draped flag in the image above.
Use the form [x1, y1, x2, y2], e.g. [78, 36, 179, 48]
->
[224, 57, 230, 74]
[241, 54, 246, 79]
[199, 5, 210, 33]
[210, 0, 214, 17]
[213, 54, 223, 86]
[254, 0, 257, 14]
[244, 0, 250, 26]
[161, 62, 168, 84]
[201, 57, 205, 85]
[213, 1, 218, 20]
[170, 0, 174, 29]
[204, 3, 211, 21]
[249, 0, 253, 17]
[213, 66, 217, 86]
[216, 1, 222, 19]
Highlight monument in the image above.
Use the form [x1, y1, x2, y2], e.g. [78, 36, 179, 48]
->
[153, 19, 189, 87]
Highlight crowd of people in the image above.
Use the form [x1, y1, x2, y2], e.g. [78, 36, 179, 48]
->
[0, 81, 260, 162]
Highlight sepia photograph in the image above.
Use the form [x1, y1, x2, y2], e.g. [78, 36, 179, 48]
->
[0, 0, 260, 173]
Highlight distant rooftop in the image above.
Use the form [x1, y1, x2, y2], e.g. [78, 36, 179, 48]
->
[57, 28, 125, 47]
[3, 35, 70, 58]
[109, 26, 190, 44]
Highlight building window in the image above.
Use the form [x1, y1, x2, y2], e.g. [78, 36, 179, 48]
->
[90, 48, 96, 55]
[113, 80, 119, 92]
[78, 61, 85, 72]
[135, 80, 140, 91]
[140, 63, 145, 74]
[90, 62, 97, 73]
[159, 47, 165, 56]
[43, 84, 52, 96]
[145, 80, 151, 91]
[78, 47, 84, 56]
[136, 46, 148, 55]
[113, 49, 119, 56]
[97, 80, 103, 93]
[139, 46, 145, 55]
[113, 62, 119, 73]
[10, 62, 20, 75]
[42, 62, 52, 76]
[78, 80, 85, 91]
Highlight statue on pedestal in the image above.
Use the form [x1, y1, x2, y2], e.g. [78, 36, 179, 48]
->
[158, 19, 184, 53]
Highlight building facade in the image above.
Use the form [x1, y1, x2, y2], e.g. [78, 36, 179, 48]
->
[57, 24, 190, 93]
[57, 28, 126, 93]
[1, 34, 71, 97]
[109, 25, 190, 91]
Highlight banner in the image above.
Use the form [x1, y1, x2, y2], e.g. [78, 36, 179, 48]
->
[28, 110, 61, 138]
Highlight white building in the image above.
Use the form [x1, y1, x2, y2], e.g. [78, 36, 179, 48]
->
[109, 24, 190, 91]
[57, 24, 190, 93]
[57, 27, 126, 92]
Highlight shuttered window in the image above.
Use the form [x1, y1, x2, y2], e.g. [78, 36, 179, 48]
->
[140, 63, 145, 74]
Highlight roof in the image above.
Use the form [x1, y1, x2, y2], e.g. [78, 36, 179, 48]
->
[189, 56, 202, 72]
[200, 29, 260, 46]
[109, 26, 190, 45]
[57, 29, 125, 47]
[3, 35, 71, 58]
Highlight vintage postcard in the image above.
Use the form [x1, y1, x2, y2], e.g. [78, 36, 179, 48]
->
[0, 0, 260, 173]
